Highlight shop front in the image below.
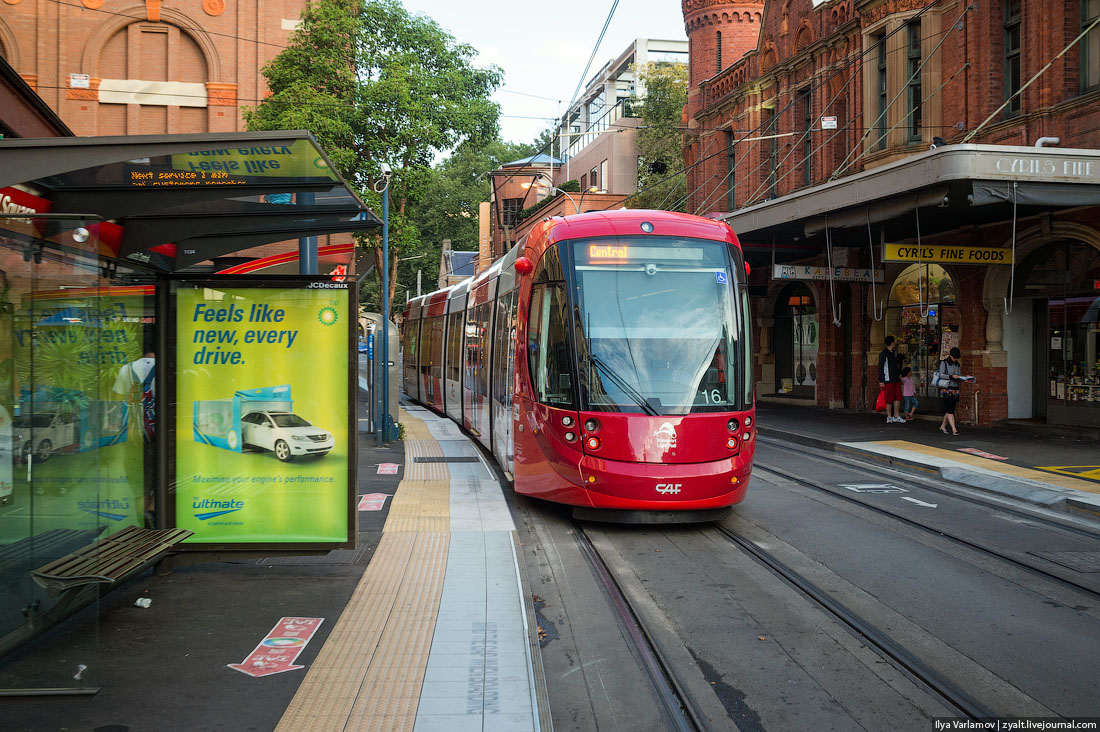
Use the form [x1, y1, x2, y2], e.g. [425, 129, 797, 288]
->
[725, 144, 1100, 431]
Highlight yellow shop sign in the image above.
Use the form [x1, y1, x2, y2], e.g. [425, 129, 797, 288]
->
[883, 244, 1013, 264]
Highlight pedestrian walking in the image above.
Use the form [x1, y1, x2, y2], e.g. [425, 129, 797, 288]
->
[877, 335, 903, 423]
[936, 347, 974, 436]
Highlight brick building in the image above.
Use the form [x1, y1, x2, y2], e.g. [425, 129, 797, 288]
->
[682, 0, 1100, 428]
[0, 0, 359, 274]
[0, 0, 307, 135]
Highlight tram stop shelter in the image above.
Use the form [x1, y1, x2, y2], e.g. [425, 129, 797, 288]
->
[0, 131, 380, 688]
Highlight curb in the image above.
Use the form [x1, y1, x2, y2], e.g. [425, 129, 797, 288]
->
[761, 427, 1093, 514]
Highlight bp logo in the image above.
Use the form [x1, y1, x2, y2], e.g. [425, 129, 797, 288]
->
[317, 307, 339, 326]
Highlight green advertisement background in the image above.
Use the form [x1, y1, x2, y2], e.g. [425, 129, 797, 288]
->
[175, 286, 349, 543]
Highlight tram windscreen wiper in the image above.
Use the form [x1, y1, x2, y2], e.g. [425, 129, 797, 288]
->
[588, 355, 659, 416]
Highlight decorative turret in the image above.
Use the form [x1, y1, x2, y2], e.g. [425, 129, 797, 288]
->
[681, 0, 765, 119]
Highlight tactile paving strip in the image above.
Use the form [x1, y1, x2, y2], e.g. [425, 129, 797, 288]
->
[273, 532, 449, 732]
[275, 407, 451, 732]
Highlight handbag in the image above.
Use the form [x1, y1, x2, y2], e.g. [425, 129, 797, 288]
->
[931, 360, 952, 388]
[874, 389, 887, 412]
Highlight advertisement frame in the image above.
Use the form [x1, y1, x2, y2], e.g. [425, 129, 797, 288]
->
[166, 276, 356, 552]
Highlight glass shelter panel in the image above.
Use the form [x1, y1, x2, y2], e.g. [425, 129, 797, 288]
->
[0, 217, 158, 692]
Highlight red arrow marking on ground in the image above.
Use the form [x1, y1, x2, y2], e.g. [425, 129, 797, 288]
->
[227, 617, 323, 677]
[358, 493, 391, 511]
[377, 463, 400, 475]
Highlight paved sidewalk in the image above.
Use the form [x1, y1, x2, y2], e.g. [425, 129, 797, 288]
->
[756, 401, 1100, 517]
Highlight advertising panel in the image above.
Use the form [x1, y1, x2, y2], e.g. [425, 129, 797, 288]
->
[173, 281, 352, 546]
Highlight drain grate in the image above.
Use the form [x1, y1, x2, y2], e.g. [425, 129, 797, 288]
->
[1028, 550, 1100, 573]
[413, 456, 480, 463]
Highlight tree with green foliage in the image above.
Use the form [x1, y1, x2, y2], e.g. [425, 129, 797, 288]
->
[407, 138, 535, 292]
[627, 61, 689, 212]
[244, 0, 503, 313]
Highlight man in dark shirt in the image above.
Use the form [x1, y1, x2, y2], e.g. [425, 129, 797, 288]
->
[878, 335, 903, 424]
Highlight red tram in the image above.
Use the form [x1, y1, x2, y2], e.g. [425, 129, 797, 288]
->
[401, 209, 755, 521]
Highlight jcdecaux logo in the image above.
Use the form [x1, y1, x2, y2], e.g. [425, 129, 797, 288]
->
[193, 497, 245, 520]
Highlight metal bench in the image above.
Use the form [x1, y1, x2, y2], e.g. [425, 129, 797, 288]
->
[0, 528, 106, 588]
[30, 525, 193, 597]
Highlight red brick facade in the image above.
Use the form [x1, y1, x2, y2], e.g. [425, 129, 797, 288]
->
[0, 0, 306, 135]
[0, 0, 353, 272]
[683, 0, 1100, 427]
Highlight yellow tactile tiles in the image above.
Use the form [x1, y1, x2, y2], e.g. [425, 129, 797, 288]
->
[274, 407, 451, 732]
[873, 440, 1100, 495]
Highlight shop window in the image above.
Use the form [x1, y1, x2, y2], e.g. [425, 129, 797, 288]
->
[887, 264, 958, 398]
[1017, 241, 1100, 410]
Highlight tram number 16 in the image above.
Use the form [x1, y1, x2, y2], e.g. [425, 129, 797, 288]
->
[698, 389, 724, 404]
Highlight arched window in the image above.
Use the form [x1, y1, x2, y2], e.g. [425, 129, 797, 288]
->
[887, 263, 957, 398]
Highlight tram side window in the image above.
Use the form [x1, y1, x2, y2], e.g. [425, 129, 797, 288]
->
[446, 311, 463, 384]
[527, 284, 575, 407]
[403, 320, 419, 368]
[419, 316, 433, 377]
[473, 303, 492, 398]
[429, 316, 445, 380]
[493, 291, 518, 408]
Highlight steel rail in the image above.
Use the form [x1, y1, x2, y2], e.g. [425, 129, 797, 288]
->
[752, 454, 1100, 602]
[713, 523, 996, 720]
[573, 523, 706, 732]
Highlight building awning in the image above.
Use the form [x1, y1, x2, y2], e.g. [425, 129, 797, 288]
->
[0, 130, 380, 271]
[720, 144, 1100, 264]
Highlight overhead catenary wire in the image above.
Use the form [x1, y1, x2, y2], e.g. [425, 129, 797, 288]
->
[617, 0, 942, 215]
[962, 12, 1100, 143]
[829, 2, 972, 182]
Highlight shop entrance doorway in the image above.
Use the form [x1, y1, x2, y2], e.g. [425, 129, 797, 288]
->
[773, 282, 818, 398]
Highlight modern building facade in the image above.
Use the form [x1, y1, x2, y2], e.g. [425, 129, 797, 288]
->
[683, 0, 1100, 428]
[553, 38, 689, 196]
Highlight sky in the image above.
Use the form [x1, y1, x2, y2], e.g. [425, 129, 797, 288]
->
[400, 0, 689, 148]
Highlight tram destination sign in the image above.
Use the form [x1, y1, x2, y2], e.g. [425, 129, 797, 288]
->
[773, 265, 884, 283]
[883, 243, 1014, 264]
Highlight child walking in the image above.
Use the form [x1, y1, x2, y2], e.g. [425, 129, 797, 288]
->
[901, 367, 918, 420]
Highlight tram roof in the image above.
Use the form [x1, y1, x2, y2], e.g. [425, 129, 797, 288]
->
[719, 143, 1100, 264]
[0, 130, 381, 272]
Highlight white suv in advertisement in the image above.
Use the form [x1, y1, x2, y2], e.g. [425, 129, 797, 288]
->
[241, 411, 334, 461]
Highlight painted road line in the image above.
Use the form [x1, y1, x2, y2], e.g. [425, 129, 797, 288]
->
[228, 617, 323, 677]
[901, 497, 938, 508]
[1036, 465, 1100, 482]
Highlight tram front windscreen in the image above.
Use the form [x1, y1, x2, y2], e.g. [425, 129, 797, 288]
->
[568, 237, 745, 416]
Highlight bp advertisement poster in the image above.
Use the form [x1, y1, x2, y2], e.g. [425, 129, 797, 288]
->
[174, 283, 350, 544]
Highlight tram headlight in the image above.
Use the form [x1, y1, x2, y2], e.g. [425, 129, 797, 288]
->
[562, 416, 575, 427]
[584, 418, 600, 432]
[564, 431, 577, 442]
[743, 432, 752, 442]
[727, 419, 738, 432]
[744, 415, 753, 427]
[726, 436, 738, 449]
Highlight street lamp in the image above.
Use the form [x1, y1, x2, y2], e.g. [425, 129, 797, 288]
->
[579, 185, 607, 212]
[522, 175, 579, 214]
[373, 163, 393, 446]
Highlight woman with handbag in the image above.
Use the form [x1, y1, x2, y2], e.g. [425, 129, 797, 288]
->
[935, 347, 973, 435]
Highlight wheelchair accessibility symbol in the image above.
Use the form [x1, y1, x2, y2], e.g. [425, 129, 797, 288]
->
[716, 271, 728, 284]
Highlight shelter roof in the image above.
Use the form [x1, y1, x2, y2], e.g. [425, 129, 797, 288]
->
[0, 130, 380, 271]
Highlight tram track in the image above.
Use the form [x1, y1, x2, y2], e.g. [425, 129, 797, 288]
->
[573, 522, 707, 732]
[753, 444, 1100, 603]
[712, 523, 996, 720]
